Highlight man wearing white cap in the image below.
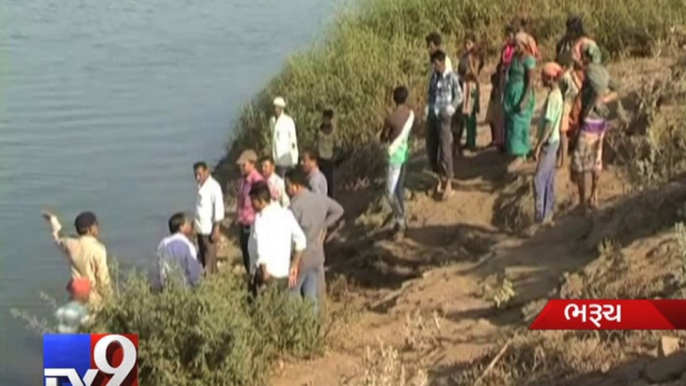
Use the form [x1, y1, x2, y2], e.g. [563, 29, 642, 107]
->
[269, 96, 299, 177]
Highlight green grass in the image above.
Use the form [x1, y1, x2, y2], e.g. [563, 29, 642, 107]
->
[226, 0, 686, 183]
[86, 271, 327, 386]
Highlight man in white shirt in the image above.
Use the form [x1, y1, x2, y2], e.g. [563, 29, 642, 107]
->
[259, 155, 290, 208]
[269, 96, 299, 177]
[152, 212, 203, 290]
[247, 182, 306, 295]
[193, 161, 225, 275]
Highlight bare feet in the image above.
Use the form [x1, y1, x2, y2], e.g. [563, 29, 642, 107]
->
[441, 182, 453, 201]
[508, 157, 526, 172]
[524, 224, 539, 237]
[542, 216, 555, 228]
[588, 194, 599, 210]
[392, 226, 406, 241]
[433, 181, 443, 196]
[572, 203, 587, 215]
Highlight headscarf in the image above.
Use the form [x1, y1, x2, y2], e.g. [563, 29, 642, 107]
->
[542, 62, 563, 79]
[515, 32, 540, 58]
[573, 37, 602, 64]
[501, 44, 516, 66]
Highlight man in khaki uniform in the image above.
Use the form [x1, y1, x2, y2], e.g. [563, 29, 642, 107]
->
[42, 210, 111, 305]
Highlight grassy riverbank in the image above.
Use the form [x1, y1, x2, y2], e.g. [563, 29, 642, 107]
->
[223, 0, 686, 183]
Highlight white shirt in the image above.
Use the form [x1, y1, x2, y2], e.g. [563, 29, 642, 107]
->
[269, 113, 299, 167]
[248, 203, 306, 278]
[194, 176, 225, 235]
[267, 173, 290, 208]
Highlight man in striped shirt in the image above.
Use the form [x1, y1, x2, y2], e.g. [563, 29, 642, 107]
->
[426, 50, 463, 200]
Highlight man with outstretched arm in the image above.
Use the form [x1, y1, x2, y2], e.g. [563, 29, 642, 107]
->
[41, 210, 111, 305]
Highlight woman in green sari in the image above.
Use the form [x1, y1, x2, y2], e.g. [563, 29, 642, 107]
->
[503, 32, 537, 166]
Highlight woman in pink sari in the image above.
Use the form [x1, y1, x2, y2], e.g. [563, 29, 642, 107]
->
[486, 26, 516, 152]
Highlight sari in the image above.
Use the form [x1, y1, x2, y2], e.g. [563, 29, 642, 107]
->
[486, 43, 515, 148]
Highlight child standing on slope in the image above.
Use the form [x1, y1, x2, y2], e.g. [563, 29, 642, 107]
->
[530, 62, 565, 234]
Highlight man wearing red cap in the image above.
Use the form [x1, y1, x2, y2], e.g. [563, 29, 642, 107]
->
[55, 278, 91, 333]
[42, 210, 111, 305]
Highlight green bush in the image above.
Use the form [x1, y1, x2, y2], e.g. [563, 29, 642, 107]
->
[226, 0, 686, 183]
[87, 271, 324, 386]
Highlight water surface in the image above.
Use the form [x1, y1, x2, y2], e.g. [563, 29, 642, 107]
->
[0, 0, 335, 383]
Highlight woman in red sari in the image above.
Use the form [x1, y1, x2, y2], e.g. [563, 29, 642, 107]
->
[486, 26, 516, 152]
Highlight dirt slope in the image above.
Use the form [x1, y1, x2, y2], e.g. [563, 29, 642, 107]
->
[219, 58, 686, 386]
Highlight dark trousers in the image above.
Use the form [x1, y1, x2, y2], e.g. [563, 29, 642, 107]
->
[238, 225, 251, 274]
[275, 165, 292, 178]
[319, 158, 335, 197]
[249, 274, 289, 299]
[386, 163, 407, 229]
[197, 234, 218, 275]
[426, 112, 454, 178]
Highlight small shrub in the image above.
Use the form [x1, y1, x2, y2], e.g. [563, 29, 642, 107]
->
[86, 270, 329, 386]
[608, 60, 686, 189]
[249, 284, 325, 359]
[342, 343, 428, 386]
[402, 310, 441, 351]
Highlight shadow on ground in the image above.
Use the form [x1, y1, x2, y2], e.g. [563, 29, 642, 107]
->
[428, 353, 658, 386]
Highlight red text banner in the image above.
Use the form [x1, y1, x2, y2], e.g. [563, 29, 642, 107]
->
[529, 300, 686, 330]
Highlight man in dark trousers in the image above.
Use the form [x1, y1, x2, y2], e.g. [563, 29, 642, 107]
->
[426, 50, 463, 200]
[193, 161, 225, 274]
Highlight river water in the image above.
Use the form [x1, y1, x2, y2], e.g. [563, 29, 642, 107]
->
[0, 0, 336, 383]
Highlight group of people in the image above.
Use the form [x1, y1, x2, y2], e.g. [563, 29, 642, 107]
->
[41, 96, 348, 332]
[41, 14, 622, 333]
[423, 14, 620, 230]
[232, 146, 344, 311]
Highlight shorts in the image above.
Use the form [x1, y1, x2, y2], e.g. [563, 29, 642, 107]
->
[572, 123, 605, 173]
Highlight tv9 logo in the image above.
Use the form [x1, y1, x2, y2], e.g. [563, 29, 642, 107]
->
[43, 334, 138, 386]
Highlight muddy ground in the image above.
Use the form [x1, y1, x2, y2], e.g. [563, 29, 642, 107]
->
[215, 57, 686, 386]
